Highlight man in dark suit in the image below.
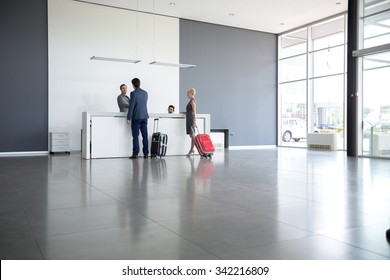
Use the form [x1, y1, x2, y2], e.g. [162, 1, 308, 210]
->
[127, 78, 149, 159]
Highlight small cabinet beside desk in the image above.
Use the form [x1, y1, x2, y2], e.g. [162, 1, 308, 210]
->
[49, 132, 70, 154]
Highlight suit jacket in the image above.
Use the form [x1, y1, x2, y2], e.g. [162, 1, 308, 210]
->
[127, 87, 149, 120]
[117, 94, 130, 112]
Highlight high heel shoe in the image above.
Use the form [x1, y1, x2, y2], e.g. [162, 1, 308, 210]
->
[186, 150, 194, 157]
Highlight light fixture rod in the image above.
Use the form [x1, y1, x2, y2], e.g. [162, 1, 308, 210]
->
[90, 56, 141, 63]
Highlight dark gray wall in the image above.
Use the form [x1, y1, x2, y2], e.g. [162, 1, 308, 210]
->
[180, 20, 277, 146]
[0, 0, 48, 152]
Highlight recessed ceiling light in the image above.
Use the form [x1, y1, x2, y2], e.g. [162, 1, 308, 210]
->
[280, 23, 285, 26]
[169, 2, 176, 6]
[228, 13, 235, 16]
[336, 2, 341, 5]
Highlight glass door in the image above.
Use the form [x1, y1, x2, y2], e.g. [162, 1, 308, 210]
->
[357, 0, 390, 158]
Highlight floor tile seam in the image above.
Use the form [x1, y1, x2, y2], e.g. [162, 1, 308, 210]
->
[269, 195, 370, 212]
[78, 172, 169, 190]
[60, 159, 143, 183]
[192, 194, 309, 219]
[87, 159, 154, 175]
[298, 198, 390, 220]
[57, 167, 131, 198]
[34, 220, 222, 260]
[5, 187, 25, 210]
[233, 206, 321, 234]
[257, 189, 318, 203]
[34, 223, 146, 240]
[51, 167, 94, 187]
[88, 182, 170, 193]
[0, 177, 23, 200]
[92, 180, 224, 258]
[99, 191, 234, 257]
[20, 200, 127, 213]
[249, 213, 390, 245]
[172, 190, 275, 215]
[80, 187, 175, 226]
[87, 185, 162, 213]
[19, 187, 157, 231]
[204, 197, 310, 216]
[165, 197, 316, 236]
[217, 233, 321, 256]
[145, 219, 223, 260]
[88, 176, 191, 197]
[317, 232, 390, 259]
[20, 207, 46, 260]
[14, 185, 98, 199]
[16, 175, 129, 211]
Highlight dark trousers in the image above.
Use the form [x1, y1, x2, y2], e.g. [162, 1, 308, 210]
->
[131, 119, 149, 156]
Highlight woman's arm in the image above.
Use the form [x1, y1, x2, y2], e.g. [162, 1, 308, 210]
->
[191, 99, 197, 127]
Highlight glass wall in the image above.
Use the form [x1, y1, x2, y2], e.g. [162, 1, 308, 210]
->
[363, 0, 390, 48]
[360, 0, 390, 158]
[278, 15, 347, 149]
[278, 29, 308, 147]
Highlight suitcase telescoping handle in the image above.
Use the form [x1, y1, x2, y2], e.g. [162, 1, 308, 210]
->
[191, 126, 200, 135]
[153, 118, 159, 133]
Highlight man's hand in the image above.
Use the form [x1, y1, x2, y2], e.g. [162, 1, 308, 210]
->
[127, 120, 131, 125]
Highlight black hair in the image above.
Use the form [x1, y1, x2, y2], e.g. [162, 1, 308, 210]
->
[131, 78, 141, 88]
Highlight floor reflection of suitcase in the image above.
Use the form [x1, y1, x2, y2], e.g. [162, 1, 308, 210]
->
[151, 118, 168, 158]
[151, 158, 167, 180]
[192, 127, 214, 159]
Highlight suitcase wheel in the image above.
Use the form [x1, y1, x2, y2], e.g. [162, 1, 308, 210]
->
[201, 154, 213, 159]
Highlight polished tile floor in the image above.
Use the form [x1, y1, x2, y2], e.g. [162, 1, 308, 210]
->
[1, 148, 390, 260]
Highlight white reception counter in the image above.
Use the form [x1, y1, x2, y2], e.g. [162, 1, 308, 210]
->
[81, 112, 210, 159]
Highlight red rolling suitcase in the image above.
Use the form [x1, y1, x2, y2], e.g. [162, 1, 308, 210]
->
[192, 127, 215, 159]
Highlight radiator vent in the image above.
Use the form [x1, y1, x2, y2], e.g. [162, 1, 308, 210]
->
[210, 132, 225, 150]
[372, 134, 390, 156]
[213, 143, 224, 150]
[307, 133, 338, 151]
[308, 144, 331, 150]
[378, 149, 390, 156]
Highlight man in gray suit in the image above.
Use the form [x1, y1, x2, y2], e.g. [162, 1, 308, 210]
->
[117, 84, 130, 112]
[127, 78, 149, 159]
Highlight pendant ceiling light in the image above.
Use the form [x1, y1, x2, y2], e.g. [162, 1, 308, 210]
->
[90, 0, 141, 64]
[90, 56, 141, 64]
[149, 61, 196, 68]
[149, 0, 196, 68]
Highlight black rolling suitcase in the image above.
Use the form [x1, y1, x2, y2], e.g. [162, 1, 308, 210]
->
[150, 118, 168, 158]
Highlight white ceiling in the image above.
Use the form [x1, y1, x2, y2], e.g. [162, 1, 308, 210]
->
[75, 0, 348, 34]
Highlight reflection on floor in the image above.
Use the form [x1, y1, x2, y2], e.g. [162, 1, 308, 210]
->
[0, 148, 389, 260]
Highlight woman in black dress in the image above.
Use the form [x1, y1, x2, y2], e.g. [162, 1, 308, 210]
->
[186, 88, 197, 156]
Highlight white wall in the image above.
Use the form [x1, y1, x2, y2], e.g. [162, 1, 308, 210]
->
[48, 0, 180, 150]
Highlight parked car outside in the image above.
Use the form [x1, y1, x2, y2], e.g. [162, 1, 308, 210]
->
[282, 118, 310, 142]
[317, 124, 337, 130]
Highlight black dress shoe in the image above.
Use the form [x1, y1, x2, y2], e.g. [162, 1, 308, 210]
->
[143, 155, 148, 158]
[129, 155, 138, 159]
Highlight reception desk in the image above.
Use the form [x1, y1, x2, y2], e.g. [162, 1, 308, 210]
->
[81, 112, 210, 159]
